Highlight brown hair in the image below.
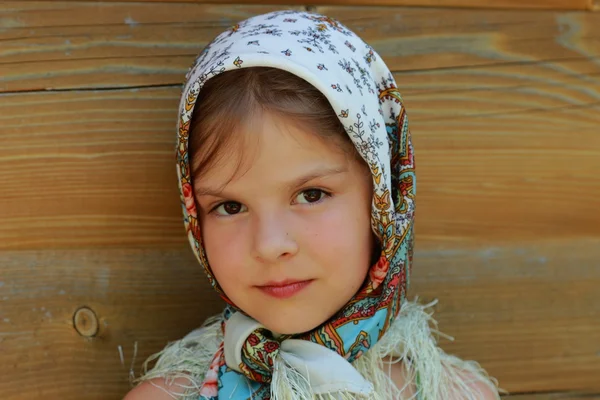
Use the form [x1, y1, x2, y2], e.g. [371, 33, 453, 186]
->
[188, 67, 364, 183]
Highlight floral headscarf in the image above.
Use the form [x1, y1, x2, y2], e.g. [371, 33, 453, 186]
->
[176, 10, 415, 399]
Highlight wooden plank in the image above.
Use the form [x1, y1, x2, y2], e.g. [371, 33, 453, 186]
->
[2, 3, 600, 92]
[0, 3, 301, 91]
[394, 62, 600, 248]
[413, 239, 600, 392]
[0, 248, 222, 400]
[317, 6, 600, 71]
[1, 3, 598, 399]
[1, 240, 599, 399]
[413, 106, 600, 249]
[236, 0, 596, 11]
[2, 63, 600, 249]
[13, 0, 595, 11]
[1, 4, 600, 252]
[396, 59, 600, 96]
[0, 88, 184, 250]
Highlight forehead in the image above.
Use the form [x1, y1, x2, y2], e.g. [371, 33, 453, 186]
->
[196, 111, 355, 191]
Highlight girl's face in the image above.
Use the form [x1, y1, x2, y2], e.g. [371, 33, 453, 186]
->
[195, 112, 373, 335]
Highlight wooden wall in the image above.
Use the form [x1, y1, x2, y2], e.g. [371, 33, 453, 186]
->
[28, 0, 600, 10]
[1, 1, 599, 399]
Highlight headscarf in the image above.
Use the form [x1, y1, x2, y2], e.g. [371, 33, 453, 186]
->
[174, 10, 415, 399]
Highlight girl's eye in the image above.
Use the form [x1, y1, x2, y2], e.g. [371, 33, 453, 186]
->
[213, 201, 246, 216]
[295, 189, 329, 205]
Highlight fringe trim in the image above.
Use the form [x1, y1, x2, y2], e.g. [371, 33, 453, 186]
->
[371, 297, 508, 399]
[134, 298, 507, 399]
[133, 315, 222, 399]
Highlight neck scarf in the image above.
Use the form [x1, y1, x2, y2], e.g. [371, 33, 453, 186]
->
[175, 10, 415, 399]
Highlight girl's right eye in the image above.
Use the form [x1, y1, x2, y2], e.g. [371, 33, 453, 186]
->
[213, 201, 247, 216]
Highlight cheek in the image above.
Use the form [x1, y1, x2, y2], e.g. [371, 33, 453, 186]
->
[304, 201, 372, 276]
[201, 220, 248, 283]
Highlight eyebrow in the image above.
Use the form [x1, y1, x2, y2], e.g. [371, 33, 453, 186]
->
[287, 166, 348, 191]
[195, 166, 348, 198]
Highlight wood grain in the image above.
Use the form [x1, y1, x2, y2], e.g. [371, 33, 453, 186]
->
[413, 239, 600, 392]
[0, 88, 184, 249]
[1, 2, 599, 399]
[317, 6, 600, 71]
[2, 4, 600, 92]
[1, 240, 599, 399]
[2, 74, 599, 250]
[0, 247, 222, 400]
[1, 4, 599, 250]
[14, 0, 595, 11]
[235, 0, 596, 11]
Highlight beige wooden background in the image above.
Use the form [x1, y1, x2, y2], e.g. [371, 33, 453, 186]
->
[1, 1, 600, 399]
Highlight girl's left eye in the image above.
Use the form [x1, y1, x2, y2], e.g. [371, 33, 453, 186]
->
[295, 189, 330, 205]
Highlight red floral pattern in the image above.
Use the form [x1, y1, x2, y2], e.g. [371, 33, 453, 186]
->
[369, 255, 390, 290]
[181, 181, 197, 217]
[199, 343, 224, 398]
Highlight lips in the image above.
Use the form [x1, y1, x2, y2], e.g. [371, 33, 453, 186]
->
[256, 279, 313, 299]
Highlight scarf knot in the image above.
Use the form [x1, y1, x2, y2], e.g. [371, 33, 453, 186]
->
[223, 311, 376, 397]
[239, 328, 281, 383]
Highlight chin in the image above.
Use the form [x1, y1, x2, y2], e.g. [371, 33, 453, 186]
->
[256, 313, 325, 336]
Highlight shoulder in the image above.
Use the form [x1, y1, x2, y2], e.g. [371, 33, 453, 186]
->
[123, 377, 192, 400]
[453, 370, 500, 400]
[388, 360, 417, 398]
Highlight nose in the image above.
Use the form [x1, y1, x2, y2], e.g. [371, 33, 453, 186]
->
[251, 211, 298, 262]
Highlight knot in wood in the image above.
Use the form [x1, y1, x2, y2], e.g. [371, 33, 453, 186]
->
[73, 306, 99, 337]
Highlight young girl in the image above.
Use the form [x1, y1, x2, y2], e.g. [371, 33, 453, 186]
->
[124, 10, 504, 400]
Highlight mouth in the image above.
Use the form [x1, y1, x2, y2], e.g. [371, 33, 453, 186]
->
[256, 279, 314, 299]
